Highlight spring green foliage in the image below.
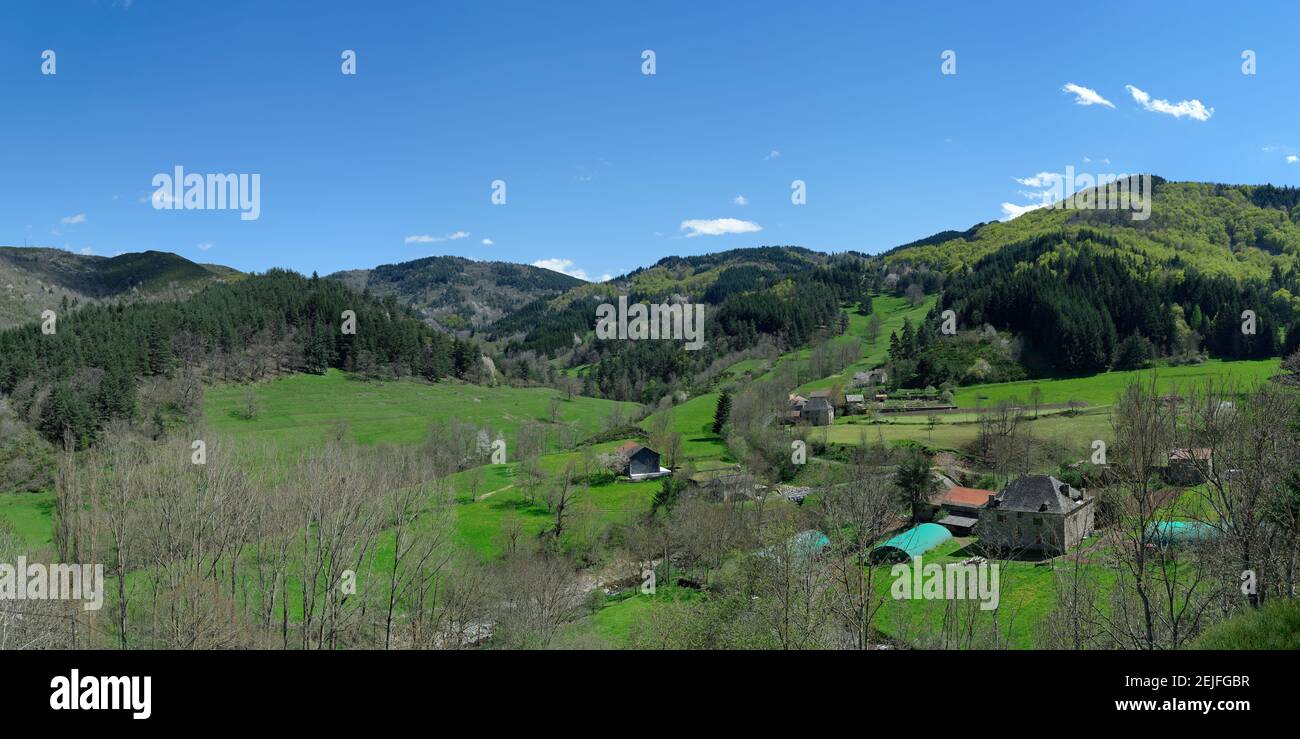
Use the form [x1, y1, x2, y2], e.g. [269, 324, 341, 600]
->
[1191, 598, 1300, 649]
[0, 270, 471, 448]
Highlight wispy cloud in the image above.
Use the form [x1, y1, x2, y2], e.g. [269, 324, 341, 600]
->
[532, 258, 599, 282]
[763, 150, 781, 160]
[733, 195, 748, 206]
[196, 242, 214, 251]
[405, 230, 470, 245]
[481, 238, 494, 246]
[1062, 83, 1114, 108]
[1013, 172, 1063, 189]
[60, 213, 87, 225]
[1289, 156, 1299, 164]
[1125, 84, 1214, 121]
[1001, 201, 1050, 220]
[680, 217, 762, 238]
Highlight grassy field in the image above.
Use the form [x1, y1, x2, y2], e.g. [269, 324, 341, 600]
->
[640, 391, 732, 466]
[814, 406, 1113, 454]
[951, 358, 1280, 409]
[0, 490, 55, 549]
[203, 372, 656, 559]
[866, 537, 1111, 648]
[795, 295, 938, 393]
[794, 358, 1280, 454]
[205, 369, 641, 454]
[1, 373, 651, 598]
[448, 462, 659, 558]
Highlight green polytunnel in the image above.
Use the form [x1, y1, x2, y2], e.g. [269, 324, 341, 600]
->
[869, 523, 953, 563]
[1147, 520, 1220, 545]
[759, 529, 831, 564]
[791, 530, 831, 559]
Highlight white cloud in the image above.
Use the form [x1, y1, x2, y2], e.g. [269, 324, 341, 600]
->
[78, 247, 94, 255]
[1013, 172, 1063, 189]
[764, 150, 781, 160]
[196, 242, 214, 251]
[1125, 84, 1214, 121]
[1062, 83, 1114, 108]
[733, 195, 748, 206]
[481, 238, 494, 246]
[405, 231, 470, 245]
[532, 258, 593, 282]
[1289, 156, 1299, 164]
[61, 213, 87, 225]
[1001, 201, 1050, 220]
[679, 217, 763, 238]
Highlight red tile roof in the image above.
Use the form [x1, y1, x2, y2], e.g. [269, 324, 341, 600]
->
[933, 486, 995, 508]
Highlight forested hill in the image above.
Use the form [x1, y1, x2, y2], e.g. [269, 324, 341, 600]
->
[886, 178, 1300, 279]
[487, 246, 877, 401]
[878, 178, 1300, 381]
[0, 247, 235, 330]
[0, 269, 471, 448]
[328, 255, 583, 332]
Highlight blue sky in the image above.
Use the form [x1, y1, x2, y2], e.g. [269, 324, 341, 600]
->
[2, 1, 1298, 280]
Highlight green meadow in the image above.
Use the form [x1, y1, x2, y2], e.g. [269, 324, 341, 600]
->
[0, 490, 55, 549]
[205, 368, 640, 453]
[951, 358, 1280, 409]
[640, 391, 732, 467]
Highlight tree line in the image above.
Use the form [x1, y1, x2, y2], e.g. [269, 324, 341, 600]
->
[0, 269, 472, 448]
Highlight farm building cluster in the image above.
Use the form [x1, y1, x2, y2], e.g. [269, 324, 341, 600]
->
[911, 475, 1095, 556]
[783, 370, 956, 426]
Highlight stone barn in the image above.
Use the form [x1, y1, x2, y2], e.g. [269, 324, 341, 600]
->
[977, 475, 1094, 556]
[801, 396, 834, 426]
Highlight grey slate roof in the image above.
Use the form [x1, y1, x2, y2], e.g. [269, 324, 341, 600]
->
[804, 397, 832, 411]
[989, 475, 1088, 514]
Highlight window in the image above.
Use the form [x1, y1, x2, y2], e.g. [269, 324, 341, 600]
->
[997, 514, 1007, 523]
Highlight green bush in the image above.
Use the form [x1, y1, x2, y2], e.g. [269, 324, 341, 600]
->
[1191, 598, 1300, 649]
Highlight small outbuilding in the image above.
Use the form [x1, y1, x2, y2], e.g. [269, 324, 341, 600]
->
[925, 486, 995, 535]
[1166, 448, 1212, 485]
[617, 441, 671, 480]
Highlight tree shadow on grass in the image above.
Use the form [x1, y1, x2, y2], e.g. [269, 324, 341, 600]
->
[483, 497, 549, 517]
[950, 542, 1053, 563]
